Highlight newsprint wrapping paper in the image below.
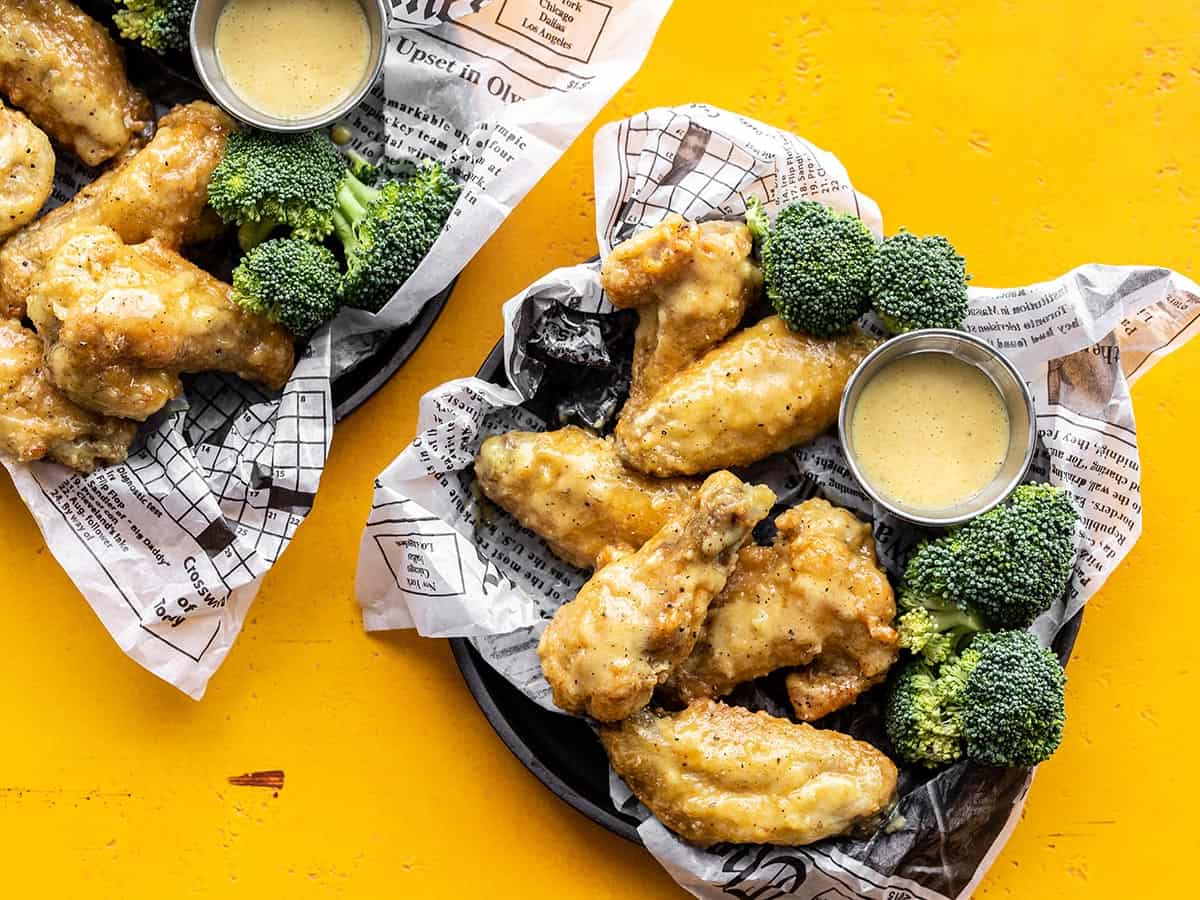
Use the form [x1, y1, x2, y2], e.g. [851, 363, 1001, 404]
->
[3, 0, 671, 699]
[356, 104, 1200, 899]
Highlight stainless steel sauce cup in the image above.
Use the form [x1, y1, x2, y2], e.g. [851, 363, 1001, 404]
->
[839, 329, 1037, 527]
[190, 0, 390, 133]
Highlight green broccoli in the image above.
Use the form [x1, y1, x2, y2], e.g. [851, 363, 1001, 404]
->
[208, 129, 347, 251]
[332, 160, 460, 313]
[870, 230, 971, 332]
[744, 195, 769, 246]
[756, 199, 876, 337]
[886, 630, 1066, 768]
[232, 238, 341, 337]
[897, 483, 1079, 663]
[884, 655, 971, 767]
[113, 0, 191, 54]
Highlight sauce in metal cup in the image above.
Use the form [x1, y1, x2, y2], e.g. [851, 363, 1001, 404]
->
[839, 330, 1036, 527]
[190, 0, 389, 133]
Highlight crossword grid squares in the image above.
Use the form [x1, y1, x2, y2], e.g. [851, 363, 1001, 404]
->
[122, 371, 331, 589]
[615, 111, 775, 238]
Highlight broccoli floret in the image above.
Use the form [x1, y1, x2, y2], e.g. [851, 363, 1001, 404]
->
[885, 656, 971, 767]
[113, 0, 191, 54]
[896, 605, 983, 665]
[962, 631, 1067, 766]
[232, 238, 341, 337]
[757, 200, 876, 336]
[886, 630, 1066, 768]
[332, 160, 459, 313]
[208, 129, 347, 251]
[897, 484, 1079, 662]
[870, 230, 971, 332]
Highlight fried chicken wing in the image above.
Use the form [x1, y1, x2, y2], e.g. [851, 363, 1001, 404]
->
[28, 227, 294, 421]
[616, 315, 877, 476]
[666, 499, 899, 719]
[600, 699, 898, 846]
[0, 319, 136, 472]
[0, 0, 152, 166]
[601, 215, 760, 408]
[0, 101, 235, 319]
[0, 102, 54, 240]
[538, 471, 774, 721]
[475, 426, 698, 569]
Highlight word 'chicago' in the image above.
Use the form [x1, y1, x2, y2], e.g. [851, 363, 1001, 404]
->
[518, 0, 585, 51]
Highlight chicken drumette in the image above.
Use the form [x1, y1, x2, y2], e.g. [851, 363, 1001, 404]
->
[27, 227, 294, 421]
[665, 498, 899, 721]
[538, 471, 773, 721]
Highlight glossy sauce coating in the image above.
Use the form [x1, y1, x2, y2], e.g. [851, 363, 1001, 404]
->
[600, 699, 898, 846]
[850, 352, 1009, 510]
[216, 0, 371, 119]
[537, 472, 774, 722]
[616, 316, 876, 476]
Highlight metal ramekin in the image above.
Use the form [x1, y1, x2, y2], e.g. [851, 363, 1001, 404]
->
[190, 0, 389, 133]
[839, 329, 1036, 528]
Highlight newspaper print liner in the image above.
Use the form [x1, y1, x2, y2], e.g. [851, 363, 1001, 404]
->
[356, 104, 1200, 900]
[2, 0, 673, 698]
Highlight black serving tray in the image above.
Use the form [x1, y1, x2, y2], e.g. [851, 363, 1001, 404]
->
[449, 339, 1086, 845]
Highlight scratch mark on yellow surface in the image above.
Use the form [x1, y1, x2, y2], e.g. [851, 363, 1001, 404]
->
[227, 770, 285, 790]
[967, 132, 992, 155]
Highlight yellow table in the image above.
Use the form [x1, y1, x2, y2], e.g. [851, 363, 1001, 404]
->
[1, 2, 1196, 896]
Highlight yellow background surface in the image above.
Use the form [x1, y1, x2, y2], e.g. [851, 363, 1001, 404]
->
[1, 1, 1197, 896]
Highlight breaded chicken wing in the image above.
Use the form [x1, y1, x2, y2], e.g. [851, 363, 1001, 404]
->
[601, 215, 760, 408]
[0, 101, 235, 319]
[0, 319, 136, 472]
[665, 499, 899, 719]
[474, 426, 698, 569]
[599, 699, 898, 846]
[0, 0, 152, 166]
[538, 471, 774, 721]
[616, 315, 876, 476]
[0, 102, 54, 239]
[28, 227, 294, 421]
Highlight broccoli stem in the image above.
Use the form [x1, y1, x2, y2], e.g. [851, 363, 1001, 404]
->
[928, 606, 986, 641]
[238, 218, 279, 252]
[331, 170, 380, 254]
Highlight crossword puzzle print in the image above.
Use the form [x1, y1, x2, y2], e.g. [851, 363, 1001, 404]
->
[4, 336, 333, 692]
[596, 104, 883, 253]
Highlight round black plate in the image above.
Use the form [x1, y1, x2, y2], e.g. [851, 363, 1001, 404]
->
[79, 0, 454, 422]
[449, 340, 1088, 846]
[331, 286, 454, 420]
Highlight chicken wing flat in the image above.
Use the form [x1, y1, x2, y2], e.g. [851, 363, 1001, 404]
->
[0, 319, 136, 472]
[616, 315, 877, 476]
[601, 215, 760, 408]
[665, 499, 899, 719]
[0, 101, 235, 319]
[0, 102, 54, 240]
[538, 471, 774, 721]
[475, 426, 698, 569]
[599, 699, 897, 846]
[0, 0, 152, 166]
[28, 227, 294, 421]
